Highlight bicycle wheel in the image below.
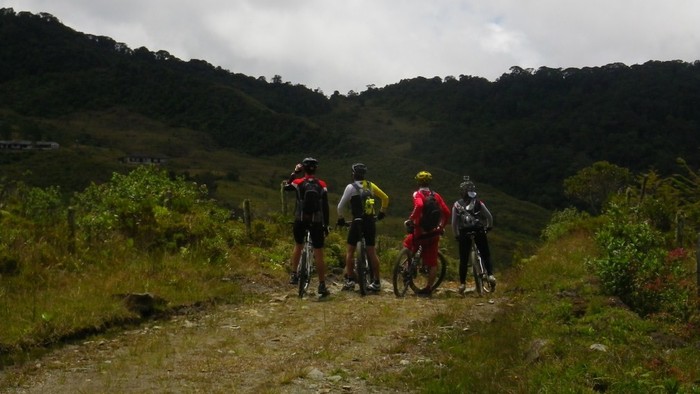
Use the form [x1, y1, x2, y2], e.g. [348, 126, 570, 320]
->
[407, 252, 447, 293]
[432, 252, 448, 291]
[471, 248, 484, 297]
[480, 255, 494, 295]
[356, 241, 369, 296]
[392, 248, 413, 297]
[482, 273, 494, 294]
[298, 244, 312, 298]
[408, 259, 428, 293]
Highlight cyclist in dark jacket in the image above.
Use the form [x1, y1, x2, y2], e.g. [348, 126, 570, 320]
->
[451, 176, 495, 294]
[283, 157, 331, 297]
[336, 163, 389, 292]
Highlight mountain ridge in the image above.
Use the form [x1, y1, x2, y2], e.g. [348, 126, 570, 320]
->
[2, 8, 698, 245]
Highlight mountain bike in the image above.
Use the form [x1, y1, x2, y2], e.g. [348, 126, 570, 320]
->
[464, 229, 494, 296]
[392, 242, 447, 297]
[338, 216, 377, 296]
[297, 225, 315, 298]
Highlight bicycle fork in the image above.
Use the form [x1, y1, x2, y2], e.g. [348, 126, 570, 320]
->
[403, 246, 422, 283]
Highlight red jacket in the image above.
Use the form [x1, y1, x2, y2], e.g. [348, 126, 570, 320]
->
[409, 187, 451, 234]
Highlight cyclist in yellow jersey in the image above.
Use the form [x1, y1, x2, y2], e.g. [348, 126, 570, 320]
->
[336, 163, 389, 292]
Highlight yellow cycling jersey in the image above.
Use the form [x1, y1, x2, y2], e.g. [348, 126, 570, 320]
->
[337, 180, 389, 218]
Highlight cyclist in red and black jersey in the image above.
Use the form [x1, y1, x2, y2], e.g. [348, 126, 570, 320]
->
[283, 157, 331, 297]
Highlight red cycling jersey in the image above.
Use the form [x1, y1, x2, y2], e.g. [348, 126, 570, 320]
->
[403, 187, 451, 266]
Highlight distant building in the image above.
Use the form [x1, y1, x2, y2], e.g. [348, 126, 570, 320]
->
[120, 153, 168, 165]
[0, 140, 59, 151]
[34, 141, 60, 150]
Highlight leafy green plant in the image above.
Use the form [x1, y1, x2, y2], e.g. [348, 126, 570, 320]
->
[591, 203, 691, 318]
[670, 158, 700, 236]
[72, 166, 235, 254]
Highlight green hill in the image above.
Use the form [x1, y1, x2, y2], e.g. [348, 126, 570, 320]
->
[3, 8, 700, 263]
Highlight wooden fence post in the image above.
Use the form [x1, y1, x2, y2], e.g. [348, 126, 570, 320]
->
[696, 234, 699, 297]
[280, 181, 288, 216]
[243, 199, 252, 238]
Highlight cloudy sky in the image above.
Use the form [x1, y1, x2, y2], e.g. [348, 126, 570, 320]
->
[4, 1, 700, 94]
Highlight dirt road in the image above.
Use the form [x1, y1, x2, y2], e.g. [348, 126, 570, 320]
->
[0, 276, 506, 393]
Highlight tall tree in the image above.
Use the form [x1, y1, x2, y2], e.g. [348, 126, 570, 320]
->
[564, 161, 632, 214]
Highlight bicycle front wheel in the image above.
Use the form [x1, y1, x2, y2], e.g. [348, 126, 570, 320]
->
[433, 252, 448, 291]
[479, 256, 495, 295]
[392, 248, 413, 297]
[357, 241, 369, 296]
[298, 247, 312, 298]
[409, 252, 447, 293]
[471, 249, 484, 297]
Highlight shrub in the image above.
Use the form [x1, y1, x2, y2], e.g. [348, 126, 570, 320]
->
[72, 166, 236, 255]
[591, 203, 692, 318]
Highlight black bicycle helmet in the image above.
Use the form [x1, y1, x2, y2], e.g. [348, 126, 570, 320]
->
[301, 157, 318, 171]
[351, 163, 367, 178]
[460, 176, 477, 198]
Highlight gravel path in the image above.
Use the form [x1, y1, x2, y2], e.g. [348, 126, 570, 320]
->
[0, 276, 506, 393]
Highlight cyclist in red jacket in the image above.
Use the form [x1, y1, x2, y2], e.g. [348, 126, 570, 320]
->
[402, 170, 451, 295]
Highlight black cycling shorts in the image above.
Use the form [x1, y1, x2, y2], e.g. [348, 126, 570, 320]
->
[347, 217, 376, 246]
[293, 220, 325, 248]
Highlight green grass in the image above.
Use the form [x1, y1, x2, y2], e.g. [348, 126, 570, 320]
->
[0, 235, 251, 366]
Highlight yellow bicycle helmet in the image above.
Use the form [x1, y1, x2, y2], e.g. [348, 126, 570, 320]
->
[415, 170, 432, 186]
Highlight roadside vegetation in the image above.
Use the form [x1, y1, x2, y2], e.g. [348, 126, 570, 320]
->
[1, 160, 699, 392]
[0, 166, 316, 366]
[384, 160, 700, 393]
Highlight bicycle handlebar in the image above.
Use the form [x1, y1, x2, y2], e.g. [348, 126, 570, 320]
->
[461, 227, 490, 236]
[336, 215, 380, 230]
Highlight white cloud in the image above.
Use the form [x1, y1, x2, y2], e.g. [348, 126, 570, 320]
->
[3, 0, 700, 94]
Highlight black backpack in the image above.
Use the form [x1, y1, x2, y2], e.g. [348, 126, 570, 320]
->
[457, 198, 482, 229]
[351, 181, 375, 217]
[419, 191, 441, 232]
[300, 178, 323, 222]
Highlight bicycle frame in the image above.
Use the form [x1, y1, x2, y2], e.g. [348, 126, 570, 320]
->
[355, 222, 370, 295]
[343, 216, 374, 296]
[465, 229, 492, 296]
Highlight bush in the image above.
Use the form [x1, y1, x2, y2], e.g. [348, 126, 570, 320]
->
[591, 203, 692, 318]
[72, 166, 237, 256]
